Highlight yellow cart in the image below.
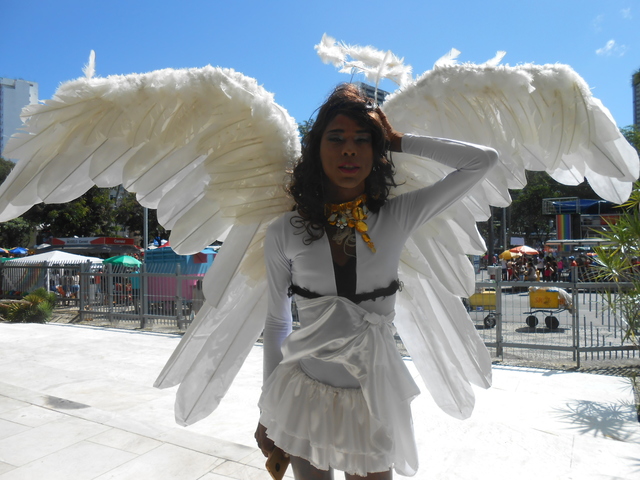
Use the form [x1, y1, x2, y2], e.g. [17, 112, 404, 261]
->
[469, 289, 497, 328]
[524, 288, 568, 329]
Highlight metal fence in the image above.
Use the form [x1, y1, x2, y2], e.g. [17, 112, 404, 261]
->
[77, 263, 206, 329]
[470, 273, 638, 367]
[1, 261, 206, 330]
[1, 262, 637, 368]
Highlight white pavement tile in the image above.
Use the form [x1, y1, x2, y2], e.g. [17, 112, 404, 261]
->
[0, 383, 52, 411]
[0, 419, 30, 441]
[198, 473, 242, 480]
[88, 428, 163, 455]
[238, 450, 269, 469]
[212, 460, 272, 480]
[0, 404, 67, 428]
[238, 451, 294, 479]
[0, 396, 28, 415]
[0, 415, 110, 467]
[157, 428, 256, 462]
[571, 433, 640, 479]
[1, 323, 639, 480]
[44, 377, 161, 413]
[112, 394, 178, 428]
[0, 441, 136, 480]
[0, 462, 15, 476]
[93, 443, 223, 480]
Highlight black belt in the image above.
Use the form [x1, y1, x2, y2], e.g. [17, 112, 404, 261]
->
[287, 279, 402, 304]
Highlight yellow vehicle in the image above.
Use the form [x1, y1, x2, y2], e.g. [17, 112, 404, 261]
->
[524, 287, 571, 329]
[468, 288, 497, 329]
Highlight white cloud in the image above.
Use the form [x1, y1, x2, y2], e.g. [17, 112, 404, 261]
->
[592, 14, 604, 32]
[621, 7, 632, 19]
[595, 39, 628, 56]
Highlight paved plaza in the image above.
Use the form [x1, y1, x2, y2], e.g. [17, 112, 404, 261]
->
[0, 322, 638, 479]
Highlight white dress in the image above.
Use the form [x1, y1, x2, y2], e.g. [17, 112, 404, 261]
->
[258, 134, 498, 476]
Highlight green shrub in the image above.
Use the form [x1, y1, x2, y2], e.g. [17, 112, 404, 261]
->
[5, 288, 57, 323]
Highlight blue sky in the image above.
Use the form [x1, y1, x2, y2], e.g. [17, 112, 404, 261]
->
[2, 0, 639, 128]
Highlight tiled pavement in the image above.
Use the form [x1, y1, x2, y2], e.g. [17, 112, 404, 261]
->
[0, 323, 638, 479]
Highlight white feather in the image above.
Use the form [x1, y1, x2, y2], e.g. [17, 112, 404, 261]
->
[315, 34, 412, 87]
[433, 48, 461, 68]
[481, 51, 506, 67]
[83, 50, 96, 79]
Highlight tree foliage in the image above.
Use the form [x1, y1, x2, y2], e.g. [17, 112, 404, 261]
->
[0, 157, 14, 184]
[0, 158, 34, 246]
[114, 190, 168, 244]
[0, 288, 57, 323]
[621, 125, 640, 152]
[298, 119, 313, 139]
[0, 156, 168, 245]
[0, 217, 33, 248]
[21, 186, 119, 240]
[592, 126, 639, 347]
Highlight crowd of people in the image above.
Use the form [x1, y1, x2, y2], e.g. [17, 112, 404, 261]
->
[484, 251, 603, 282]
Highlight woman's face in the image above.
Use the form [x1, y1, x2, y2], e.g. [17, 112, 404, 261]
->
[320, 114, 374, 203]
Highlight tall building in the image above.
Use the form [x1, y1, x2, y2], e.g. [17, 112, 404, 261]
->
[633, 69, 640, 127]
[0, 78, 39, 158]
[356, 82, 389, 105]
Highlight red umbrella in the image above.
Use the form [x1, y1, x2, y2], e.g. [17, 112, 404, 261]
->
[509, 245, 538, 255]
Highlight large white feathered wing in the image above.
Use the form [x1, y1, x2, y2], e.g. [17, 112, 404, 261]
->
[377, 60, 639, 418]
[0, 64, 300, 425]
[0, 66, 299, 244]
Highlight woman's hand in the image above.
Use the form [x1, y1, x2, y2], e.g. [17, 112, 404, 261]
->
[255, 422, 275, 458]
[376, 108, 403, 152]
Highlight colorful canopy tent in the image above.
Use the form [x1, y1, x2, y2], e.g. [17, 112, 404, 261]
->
[499, 250, 521, 260]
[509, 245, 539, 255]
[1, 251, 103, 295]
[103, 255, 142, 267]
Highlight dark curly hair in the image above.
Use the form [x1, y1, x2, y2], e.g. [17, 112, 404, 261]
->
[287, 83, 397, 243]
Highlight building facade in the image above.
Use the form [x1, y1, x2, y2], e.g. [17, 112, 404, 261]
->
[0, 77, 39, 158]
[356, 82, 389, 105]
[633, 69, 640, 127]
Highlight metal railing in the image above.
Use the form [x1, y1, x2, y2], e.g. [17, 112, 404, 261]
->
[2, 262, 637, 368]
[470, 270, 638, 367]
[76, 263, 205, 329]
[1, 261, 205, 330]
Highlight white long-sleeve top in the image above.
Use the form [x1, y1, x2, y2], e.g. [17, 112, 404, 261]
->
[263, 134, 498, 385]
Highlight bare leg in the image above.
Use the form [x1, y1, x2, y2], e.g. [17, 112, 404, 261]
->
[345, 470, 392, 480]
[291, 456, 334, 480]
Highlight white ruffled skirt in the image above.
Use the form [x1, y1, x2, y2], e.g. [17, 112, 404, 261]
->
[258, 296, 420, 477]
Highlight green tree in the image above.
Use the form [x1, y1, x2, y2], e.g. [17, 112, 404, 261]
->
[22, 186, 118, 240]
[621, 125, 640, 151]
[114, 190, 168, 244]
[0, 157, 14, 183]
[0, 217, 33, 248]
[0, 157, 35, 246]
[593, 124, 640, 347]
[298, 119, 313, 139]
[508, 172, 558, 245]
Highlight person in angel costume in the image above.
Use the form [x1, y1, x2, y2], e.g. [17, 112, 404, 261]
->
[0, 35, 637, 479]
[254, 83, 497, 478]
